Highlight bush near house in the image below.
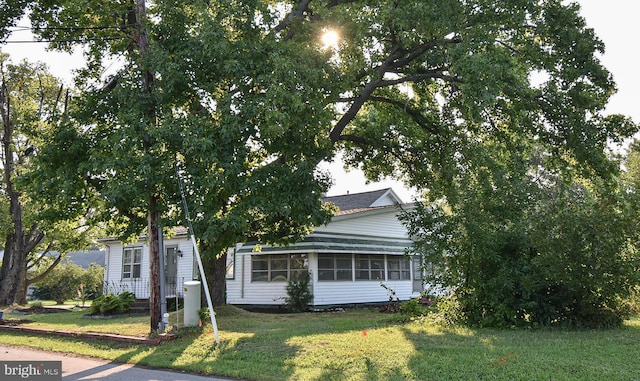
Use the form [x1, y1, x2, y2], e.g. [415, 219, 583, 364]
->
[89, 292, 135, 315]
[285, 272, 313, 312]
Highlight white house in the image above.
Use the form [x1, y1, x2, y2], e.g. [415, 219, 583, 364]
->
[99, 228, 197, 299]
[99, 188, 426, 307]
[227, 188, 426, 308]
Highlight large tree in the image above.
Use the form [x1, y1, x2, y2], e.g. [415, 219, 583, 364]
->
[0, 54, 98, 306]
[25, 0, 339, 331]
[12, 0, 638, 328]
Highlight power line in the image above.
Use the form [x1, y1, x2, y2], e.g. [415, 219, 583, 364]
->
[3, 36, 132, 44]
[3, 24, 136, 31]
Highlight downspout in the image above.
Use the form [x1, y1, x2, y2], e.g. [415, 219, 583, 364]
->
[240, 249, 245, 299]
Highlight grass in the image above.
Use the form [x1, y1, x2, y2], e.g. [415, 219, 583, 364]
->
[1, 304, 640, 380]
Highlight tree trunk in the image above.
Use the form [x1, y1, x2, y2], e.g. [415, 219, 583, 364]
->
[148, 205, 161, 332]
[211, 253, 227, 306]
[134, 0, 160, 333]
[0, 236, 23, 306]
[202, 249, 227, 306]
[14, 265, 28, 305]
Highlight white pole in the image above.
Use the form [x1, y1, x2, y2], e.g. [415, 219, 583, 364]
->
[190, 234, 220, 343]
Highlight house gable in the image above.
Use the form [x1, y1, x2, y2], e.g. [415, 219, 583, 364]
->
[322, 188, 403, 211]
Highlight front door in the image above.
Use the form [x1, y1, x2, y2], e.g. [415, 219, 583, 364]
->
[412, 255, 423, 293]
[164, 246, 179, 295]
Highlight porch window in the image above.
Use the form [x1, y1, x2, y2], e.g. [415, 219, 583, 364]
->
[318, 254, 353, 281]
[355, 255, 384, 281]
[387, 255, 411, 280]
[122, 247, 142, 279]
[251, 254, 308, 282]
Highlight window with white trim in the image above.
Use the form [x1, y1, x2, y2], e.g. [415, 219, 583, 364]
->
[355, 255, 385, 280]
[387, 255, 411, 280]
[251, 254, 308, 282]
[318, 254, 353, 281]
[122, 247, 142, 279]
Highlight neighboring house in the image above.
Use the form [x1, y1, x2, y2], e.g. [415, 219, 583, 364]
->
[64, 249, 106, 268]
[99, 188, 426, 307]
[99, 228, 199, 299]
[227, 188, 426, 308]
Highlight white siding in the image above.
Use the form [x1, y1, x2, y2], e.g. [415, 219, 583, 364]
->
[102, 236, 195, 299]
[226, 204, 417, 307]
[317, 209, 409, 239]
[227, 252, 415, 306]
[226, 253, 289, 305]
[309, 253, 414, 306]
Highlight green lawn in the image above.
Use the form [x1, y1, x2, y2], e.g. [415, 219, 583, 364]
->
[1, 305, 639, 380]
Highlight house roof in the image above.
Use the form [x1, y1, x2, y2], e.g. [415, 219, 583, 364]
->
[238, 231, 412, 255]
[64, 250, 105, 268]
[322, 188, 403, 213]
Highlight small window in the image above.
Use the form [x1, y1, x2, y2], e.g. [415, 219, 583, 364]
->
[355, 255, 385, 281]
[387, 256, 411, 280]
[318, 254, 353, 281]
[122, 247, 142, 279]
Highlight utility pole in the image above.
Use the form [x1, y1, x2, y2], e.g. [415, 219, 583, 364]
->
[135, 0, 162, 332]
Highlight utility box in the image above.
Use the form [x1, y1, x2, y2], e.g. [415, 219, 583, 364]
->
[183, 280, 201, 327]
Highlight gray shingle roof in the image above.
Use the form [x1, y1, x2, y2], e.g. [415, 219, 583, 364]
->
[63, 250, 105, 268]
[322, 188, 400, 212]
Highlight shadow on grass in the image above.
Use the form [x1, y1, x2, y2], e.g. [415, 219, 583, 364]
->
[400, 316, 640, 381]
[112, 306, 408, 380]
[6, 306, 639, 380]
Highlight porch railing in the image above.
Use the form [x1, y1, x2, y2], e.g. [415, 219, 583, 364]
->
[103, 277, 186, 299]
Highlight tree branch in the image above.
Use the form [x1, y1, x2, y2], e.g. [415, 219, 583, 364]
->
[378, 72, 460, 87]
[369, 96, 440, 135]
[274, 0, 312, 39]
[337, 134, 371, 145]
[27, 246, 63, 286]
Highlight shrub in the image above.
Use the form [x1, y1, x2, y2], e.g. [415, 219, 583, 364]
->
[89, 291, 135, 315]
[32, 261, 104, 305]
[284, 272, 313, 312]
[398, 298, 427, 318]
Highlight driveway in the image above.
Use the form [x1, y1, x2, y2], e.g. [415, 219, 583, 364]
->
[0, 344, 235, 381]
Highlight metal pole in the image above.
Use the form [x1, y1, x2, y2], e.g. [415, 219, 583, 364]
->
[158, 226, 167, 331]
[190, 234, 219, 343]
[175, 162, 220, 343]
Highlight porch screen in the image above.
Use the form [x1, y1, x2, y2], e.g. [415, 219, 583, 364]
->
[318, 254, 352, 281]
[251, 254, 308, 282]
[355, 255, 384, 281]
[387, 255, 411, 280]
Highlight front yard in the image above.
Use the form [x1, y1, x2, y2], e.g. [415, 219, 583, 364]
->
[1, 304, 639, 380]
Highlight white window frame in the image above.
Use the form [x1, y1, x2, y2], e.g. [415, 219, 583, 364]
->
[251, 254, 308, 282]
[318, 254, 353, 281]
[122, 247, 142, 280]
[387, 255, 411, 280]
[355, 254, 385, 281]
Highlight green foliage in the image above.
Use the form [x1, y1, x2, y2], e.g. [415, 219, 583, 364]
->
[11, 1, 640, 314]
[284, 272, 313, 312]
[32, 260, 104, 305]
[89, 291, 134, 315]
[398, 298, 427, 320]
[197, 307, 209, 324]
[402, 137, 639, 328]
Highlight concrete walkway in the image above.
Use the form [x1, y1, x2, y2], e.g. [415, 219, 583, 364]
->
[0, 344, 236, 381]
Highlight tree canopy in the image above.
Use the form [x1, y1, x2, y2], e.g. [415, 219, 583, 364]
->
[3, 0, 638, 326]
[0, 54, 99, 305]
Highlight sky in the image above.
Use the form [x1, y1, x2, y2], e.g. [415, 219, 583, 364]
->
[2, 1, 638, 203]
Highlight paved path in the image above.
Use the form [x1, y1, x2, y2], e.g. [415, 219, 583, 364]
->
[0, 344, 235, 381]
